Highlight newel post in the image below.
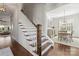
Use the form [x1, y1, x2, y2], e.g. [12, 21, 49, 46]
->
[37, 24, 42, 56]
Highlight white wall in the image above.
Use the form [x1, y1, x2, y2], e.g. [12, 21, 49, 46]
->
[47, 3, 79, 19]
[3, 3, 36, 42]
[23, 4, 48, 35]
[4, 3, 23, 40]
[33, 4, 47, 35]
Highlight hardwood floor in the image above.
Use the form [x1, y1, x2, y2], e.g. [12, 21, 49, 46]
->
[9, 38, 79, 56]
[10, 39, 33, 56]
[46, 43, 79, 56]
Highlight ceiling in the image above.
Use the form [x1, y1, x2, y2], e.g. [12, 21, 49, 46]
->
[47, 3, 79, 19]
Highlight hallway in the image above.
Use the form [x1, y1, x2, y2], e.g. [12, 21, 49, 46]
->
[0, 3, 79, 56]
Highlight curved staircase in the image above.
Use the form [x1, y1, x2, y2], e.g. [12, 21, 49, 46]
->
[17, 11, 54, 56]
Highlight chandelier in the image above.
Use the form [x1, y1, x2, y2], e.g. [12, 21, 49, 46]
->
[0, 3, 6, 12]
[0, 8, 5, 12]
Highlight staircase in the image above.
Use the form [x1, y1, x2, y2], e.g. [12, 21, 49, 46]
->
[17, 11, 54, 56]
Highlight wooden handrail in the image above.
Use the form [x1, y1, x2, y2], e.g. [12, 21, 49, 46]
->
[37, 24, 42, 56]
[21, 10, 42, 55]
